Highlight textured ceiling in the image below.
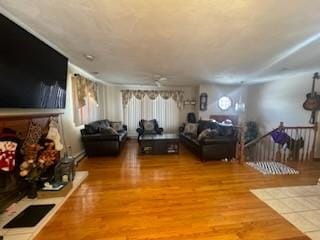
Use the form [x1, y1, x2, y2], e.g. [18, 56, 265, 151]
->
[1, 0, 320, 85]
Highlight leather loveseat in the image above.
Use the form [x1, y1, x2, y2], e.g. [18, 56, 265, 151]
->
[80, 119, 127, 157]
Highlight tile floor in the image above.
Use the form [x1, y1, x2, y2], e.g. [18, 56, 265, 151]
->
[251, 184, 320, 240]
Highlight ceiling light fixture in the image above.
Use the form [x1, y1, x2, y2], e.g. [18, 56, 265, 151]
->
[84, 54, 95, 61]
[155, 80, 161, 87]
[235, 81, 246, 113]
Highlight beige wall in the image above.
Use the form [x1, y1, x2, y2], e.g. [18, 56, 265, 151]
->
[197, 83, 247, 121]
[246, 72, 320, 158]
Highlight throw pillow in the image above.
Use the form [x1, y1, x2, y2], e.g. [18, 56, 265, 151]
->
[198, 129, 211, 141]
[21, 122, 42, 154]
[221, 119, 233, 126]
[184, 123, 198, 136]
[100, 127, 118, 135]
[143, 120, 155, 131]
[110, 122, 123, 132]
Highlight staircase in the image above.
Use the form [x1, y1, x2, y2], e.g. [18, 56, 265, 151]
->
[237, 122, 318, 174]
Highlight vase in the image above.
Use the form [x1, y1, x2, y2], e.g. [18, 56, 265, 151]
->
[27, 181, 38, 199]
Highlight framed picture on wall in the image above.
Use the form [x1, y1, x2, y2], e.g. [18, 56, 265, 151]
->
[200, 93, 208, 111]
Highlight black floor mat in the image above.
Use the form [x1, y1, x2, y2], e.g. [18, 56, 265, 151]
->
[3, 204, 55, 228]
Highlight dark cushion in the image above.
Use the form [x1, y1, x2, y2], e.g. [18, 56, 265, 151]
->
[201, 136, 236, 145]
[144, 130, 157, 134]
[85, 124, 99, 134]
[217, 123, 235, 136]
[85, 120, 110, 134]
[82, 133, 119, 141]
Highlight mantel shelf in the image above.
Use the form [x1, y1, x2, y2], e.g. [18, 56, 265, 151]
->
[0, 112, 64, 120]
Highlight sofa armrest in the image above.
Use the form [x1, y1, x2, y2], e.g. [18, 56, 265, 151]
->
[123, 125, 128, 131]
[80, 129, 87, 136]
[179, 123, 186, 133]
[157, 127, 164, 134]
[136, 127, 144, 135]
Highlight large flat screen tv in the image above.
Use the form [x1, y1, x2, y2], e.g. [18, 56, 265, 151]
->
[0, 13, 68, 109]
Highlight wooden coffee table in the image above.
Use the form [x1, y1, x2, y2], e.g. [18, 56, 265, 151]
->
[139, 133, 179, 155]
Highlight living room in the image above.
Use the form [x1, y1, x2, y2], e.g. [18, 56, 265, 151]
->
[1, 1, 320, 240]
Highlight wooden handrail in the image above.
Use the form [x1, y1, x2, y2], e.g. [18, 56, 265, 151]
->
[282, 126, 315, 129]
[244, 127, 280, 148]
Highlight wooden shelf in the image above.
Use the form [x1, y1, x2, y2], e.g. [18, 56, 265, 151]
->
[0, 112, 63, 121]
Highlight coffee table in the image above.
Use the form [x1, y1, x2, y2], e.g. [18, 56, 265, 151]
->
[139, 133, 179, 155]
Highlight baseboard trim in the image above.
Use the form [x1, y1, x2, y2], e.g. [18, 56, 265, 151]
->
[73, 150, 86, 164]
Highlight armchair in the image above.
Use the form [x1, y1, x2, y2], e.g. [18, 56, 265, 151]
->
[136, 119, 163, 141]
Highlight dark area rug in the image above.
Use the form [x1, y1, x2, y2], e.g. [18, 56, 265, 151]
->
[3, 204, 55, 228]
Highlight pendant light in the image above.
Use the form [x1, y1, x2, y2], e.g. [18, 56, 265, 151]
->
[235, 81, 246, 112]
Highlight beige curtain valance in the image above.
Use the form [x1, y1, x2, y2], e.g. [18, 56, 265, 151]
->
[121, 90, 184, 109]
[72, 74, 98, 108]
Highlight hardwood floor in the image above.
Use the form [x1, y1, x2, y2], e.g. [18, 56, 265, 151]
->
[35, 140, 320, 240]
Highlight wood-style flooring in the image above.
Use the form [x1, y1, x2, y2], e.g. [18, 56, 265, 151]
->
[35, 140, 320, 240]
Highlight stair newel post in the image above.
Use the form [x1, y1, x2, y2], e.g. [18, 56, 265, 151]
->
[310, 121, 318, 161]
[239, 123, 245, 164]
[275, 122, 284, 162]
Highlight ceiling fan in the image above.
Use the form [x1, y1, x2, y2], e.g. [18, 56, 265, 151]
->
[154, 76, 168, 87]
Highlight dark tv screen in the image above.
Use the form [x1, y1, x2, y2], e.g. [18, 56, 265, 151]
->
[0, 13, 68, 108]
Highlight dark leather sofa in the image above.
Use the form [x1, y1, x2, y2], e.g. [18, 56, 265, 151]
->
[80, 120, 127, 157]
[179, 120, 237, 161]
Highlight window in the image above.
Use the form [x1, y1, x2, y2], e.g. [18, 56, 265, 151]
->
[123, 95, 179, 136]
[72, 75, 100, 126]
[218, 96, 232, 110]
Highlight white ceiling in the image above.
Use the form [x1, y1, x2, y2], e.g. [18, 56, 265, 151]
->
[1, 0, 320, 85]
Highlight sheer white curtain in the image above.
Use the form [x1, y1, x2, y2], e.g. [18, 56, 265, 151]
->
[75, 96, 100, 125]
[123, 95, 179, 136]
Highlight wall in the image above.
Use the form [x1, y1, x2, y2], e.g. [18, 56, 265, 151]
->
[246, 72, 320, 158]
[197, 83, 247, 121]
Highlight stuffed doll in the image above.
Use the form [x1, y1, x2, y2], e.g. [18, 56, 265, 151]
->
[0, 128, 20, 172]
[19, 144, 42, 177]
[0, 141, 18, 172]
[46, 119, 63, 151]
[38, 142, 58, 167]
